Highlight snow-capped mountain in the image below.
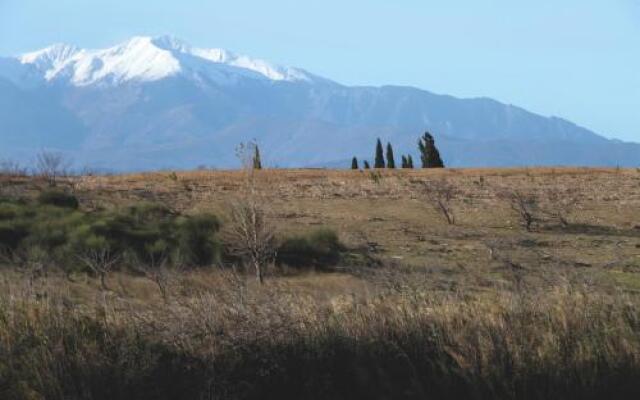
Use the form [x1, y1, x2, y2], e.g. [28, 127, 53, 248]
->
[0, 36, 638, 170]
[13, 36, 318, 87]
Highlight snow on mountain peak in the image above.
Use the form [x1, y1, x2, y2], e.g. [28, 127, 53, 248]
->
[151, 35, 193, 53]
[13, 36, 315, 86]
[72, 36, 181, 85]
[20, 43, 80, 79]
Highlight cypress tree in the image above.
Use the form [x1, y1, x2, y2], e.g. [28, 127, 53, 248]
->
[351, 157, 359, 170]
[418, 132, 444, 168]
[401, 155, 408, 168]
[386, 142, 396, 169]
[363, 160, 371, 169]
[374, 139, 385, 168]
[407, 155, 414, 169]
[253, 145, 262, 169]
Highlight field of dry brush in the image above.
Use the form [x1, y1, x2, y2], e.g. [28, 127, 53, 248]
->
[63, 168, 640, 289]
[1, 167, 640, 400]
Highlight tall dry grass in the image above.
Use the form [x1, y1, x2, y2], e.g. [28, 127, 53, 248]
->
[1, 267, 639, 400]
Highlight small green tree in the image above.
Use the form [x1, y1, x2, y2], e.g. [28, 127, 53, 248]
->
[374, 139, 385, 168]
[351, 157, 359, 170]
[386, 143, 396, 169]
[253, 145, 262, 170]
[407, 155, 414, 169]
[401, 155, 408, 168]
[418, 132, 444, 168]
[363, 160, 371, 169]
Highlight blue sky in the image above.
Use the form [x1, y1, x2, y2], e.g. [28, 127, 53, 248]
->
[1, 0, 638, 142]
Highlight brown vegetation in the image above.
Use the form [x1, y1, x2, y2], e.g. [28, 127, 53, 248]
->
[1, 265, 639, 400]
[1, 167, 640, 399]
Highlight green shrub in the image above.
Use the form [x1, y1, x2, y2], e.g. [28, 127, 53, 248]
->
[277, 228, 343, 269]
[0, 198, 223, 271]
[0, 203, 20, 220]
[37, 189, 79, 209]
[0, 221, 30, 251]
[126, 202, 174, 224]
[176, 214, 221, 266]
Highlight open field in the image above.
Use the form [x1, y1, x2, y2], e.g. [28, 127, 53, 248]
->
[1, 167, 640, 399]
[7, 167, 639, 287]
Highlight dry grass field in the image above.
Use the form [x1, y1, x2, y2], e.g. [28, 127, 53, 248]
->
[59, 167, 640, 290]
[1, 167, 640, 400]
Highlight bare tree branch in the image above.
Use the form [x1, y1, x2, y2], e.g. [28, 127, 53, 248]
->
[35, 150, 71, 186]
[224, 141, 276, 284]
[419, 178, 458, 225]
[76, 246, 121, 290]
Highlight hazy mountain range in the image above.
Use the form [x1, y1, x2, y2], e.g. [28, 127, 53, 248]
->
[1, 35, 637, 170]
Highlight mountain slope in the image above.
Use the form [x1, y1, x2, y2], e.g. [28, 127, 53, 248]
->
[0, 36, 637, 170]
[12, 36, 320, 88]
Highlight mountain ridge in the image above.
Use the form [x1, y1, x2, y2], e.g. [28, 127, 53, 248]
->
[0, 36, 637, 170]
[7, 35, 325, 88]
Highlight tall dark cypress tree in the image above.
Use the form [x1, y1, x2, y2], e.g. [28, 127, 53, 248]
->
[418, 132, 444, 168]
[253, 145, 262, 169]
[351, 157, 359, 170]
[386, 143, 396, 169]
[363, 160, 371, 169]
[407, 155, 414, 169]
[401, 155, 408, 168]
[374, 139, 385, 168]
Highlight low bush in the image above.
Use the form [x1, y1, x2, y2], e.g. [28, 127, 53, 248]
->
[37, 189, 79, 209]
[0, 221, 30, 251]
[176, 214, 222, 266]
[0, 195, 222, 272]
[277, 228, 344, 269]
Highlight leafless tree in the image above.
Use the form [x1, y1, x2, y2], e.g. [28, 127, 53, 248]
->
[0, 159, 29, 198]
[541, 187, 580, 227]
[224, 142, 276, 284]
[499, 190, 540, 231]
[226, 200, 276, 284]
[131, 246, 182, 303]
[420, 178, 458, 225]
[35, 150, 70, 186]
[76, 243, 121, 290]
[0, 159, 28, 177]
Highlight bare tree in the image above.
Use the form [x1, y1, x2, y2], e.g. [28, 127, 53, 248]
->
[76, 240, 121, 290]
[130, 245, 182, 303]
[420, 179, 458, 225]
[224, 142, 276, 284]
[0, 159, 28, 177]
[499, 190, 539, 231]
[541, 187, 580, 227]
[35, 150, 70, 186]
[0, 160, 28, 198]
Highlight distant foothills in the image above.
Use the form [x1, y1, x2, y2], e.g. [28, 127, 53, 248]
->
[0, 36, 638, 171]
